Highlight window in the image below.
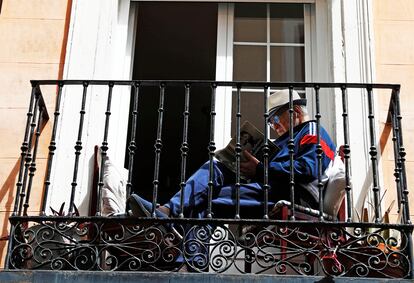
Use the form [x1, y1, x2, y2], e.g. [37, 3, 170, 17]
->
[215, 3, 307, 137]
[233, 3, 305, 82]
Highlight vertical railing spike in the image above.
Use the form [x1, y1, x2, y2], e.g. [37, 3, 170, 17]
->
[13, 84, 37, 216]
[341, 85, 353, 222]
[288, 86, 295, 220]
[314, 86, 324, 221]
[96, 82, 114, 216]
[18, 93, 40, 215]
[23, 101, 44, 216]
[151, 83, 166, 218]
[179, 83, 191, 218]
[235, 85, 242, 219]
[366, 87, 382, 223]
[263, 86, 270, 219]
[392, 88, 410, 224]
[69, 81, 89, 214]
[206, 83, 217, 219]
[41, 82, 63, 215]
[126, 82, 140, 203]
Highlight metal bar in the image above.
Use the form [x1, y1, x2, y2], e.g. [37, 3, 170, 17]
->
[41, 83, 64, 215]
[263, 86, 270, 219]
[96, 83, 114, 216]
[235, 85, 241, 219]
[126, 82, 140, 201]
[366, 87, 382, 223]
[178, 83, 191, 218]
[206, 83, 217, 219]
[69, 82, 89, 214]
[314, 86, 324, 221]
[390, 98, 403, 221]
[288, 87, 295, 220]
[13, 84, 36, 215]
[393, 109, 408, 224]
[341, 86, 353, 222]
[9, 214, 412, 230]
[23, 101, 44, 216]
[18, 94, 40, 216]
[151, 83, 165, 218]
[31, 79, 401, 90]
[392, 88, 411, 224]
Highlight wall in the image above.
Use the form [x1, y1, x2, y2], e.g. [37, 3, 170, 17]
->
[0, 0, 70, 267]
[373, 0, 414, 223]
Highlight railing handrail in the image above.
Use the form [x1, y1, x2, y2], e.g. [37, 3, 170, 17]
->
[31, 79, 400, 90]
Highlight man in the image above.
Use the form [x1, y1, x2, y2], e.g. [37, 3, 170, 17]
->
[128, 89, 336, 220]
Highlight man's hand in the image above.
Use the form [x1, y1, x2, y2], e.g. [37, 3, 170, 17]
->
[240, 150, 260, 179]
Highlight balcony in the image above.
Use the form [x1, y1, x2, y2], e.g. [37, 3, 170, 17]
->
[4, 80, 413, 280]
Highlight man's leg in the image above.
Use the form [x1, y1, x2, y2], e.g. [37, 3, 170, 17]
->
[165, 160, 235, 218]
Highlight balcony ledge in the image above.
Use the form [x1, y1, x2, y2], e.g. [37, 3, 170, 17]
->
[0, 270, 412, 283]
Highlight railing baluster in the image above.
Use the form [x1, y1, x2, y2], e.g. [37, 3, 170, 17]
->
[206, 83, 217, 219]
[18, 93, 40, 216]
[179, 83, 191, 218]
[151, 83, 165, 217]
[41, 82, 63, 215]
[69, 82, 89, 214]
[288, 87, 295, 220]
[13, 83, 36, 216]
[23, 97, 44, 216]
[366, 87, 382, 223]
[391, 100, 403, 221]
[314, 86, 324, 221]
[96, 82, 114, 216]
[126, 82, 140, 202]
[341, 85, 353, 222]
[263, 86, 270, 219]
[393, 86, 414, 279]
[234, 85, 242, 219]
[392, 88, 411, 224]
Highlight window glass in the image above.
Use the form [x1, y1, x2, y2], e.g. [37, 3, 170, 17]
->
[234, 4, 266, 42]
[233, 46, 266, 81]
[270, 46, 304, 81]
[270, 4, 304, 43]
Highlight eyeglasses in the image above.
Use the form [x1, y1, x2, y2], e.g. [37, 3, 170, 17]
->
[267, 114, 281, 129]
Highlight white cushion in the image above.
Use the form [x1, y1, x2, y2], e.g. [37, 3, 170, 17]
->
[323, 155, 347, 217]
[98, 152, 128, 216]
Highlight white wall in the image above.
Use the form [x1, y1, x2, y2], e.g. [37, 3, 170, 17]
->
[48, 0, 135, 215]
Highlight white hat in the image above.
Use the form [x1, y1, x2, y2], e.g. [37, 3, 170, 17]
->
[268, 89, 307, 119]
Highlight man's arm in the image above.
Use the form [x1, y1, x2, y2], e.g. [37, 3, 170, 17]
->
[240, 150, 259, 179]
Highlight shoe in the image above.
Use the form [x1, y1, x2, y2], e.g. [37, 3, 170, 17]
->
[127, 194, 183, 240]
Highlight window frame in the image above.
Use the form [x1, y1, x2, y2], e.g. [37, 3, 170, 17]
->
[214, 2, 313, 148]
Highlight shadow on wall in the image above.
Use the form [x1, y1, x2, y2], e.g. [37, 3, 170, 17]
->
[0, 159, 19, 267]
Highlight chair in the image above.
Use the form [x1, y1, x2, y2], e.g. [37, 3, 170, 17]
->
[240, 151, 347, 274]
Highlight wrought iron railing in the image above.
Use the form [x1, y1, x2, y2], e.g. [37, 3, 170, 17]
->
[5, 80, 413, 279]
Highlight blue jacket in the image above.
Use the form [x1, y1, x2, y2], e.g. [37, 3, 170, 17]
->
[255, 120, 336, 204]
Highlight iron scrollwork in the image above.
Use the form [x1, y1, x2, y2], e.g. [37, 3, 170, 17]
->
[8, 218, 411, 278]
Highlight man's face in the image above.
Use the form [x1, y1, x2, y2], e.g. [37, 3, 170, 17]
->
[269, 108, 300, 136]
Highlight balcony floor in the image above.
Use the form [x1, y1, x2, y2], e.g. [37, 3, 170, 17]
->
[0, 270, 413, 283]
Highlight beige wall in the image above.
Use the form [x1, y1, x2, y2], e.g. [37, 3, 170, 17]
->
[0, 0, 70, 267]
[373, 0, 414, 223]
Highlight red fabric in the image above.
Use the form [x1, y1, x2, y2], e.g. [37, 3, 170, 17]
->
[300, 134, 335, 160]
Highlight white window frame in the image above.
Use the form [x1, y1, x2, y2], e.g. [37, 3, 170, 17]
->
[214, 2, 313, 149]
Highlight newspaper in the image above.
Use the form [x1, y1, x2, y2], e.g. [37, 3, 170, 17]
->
[215, 121, 279, 178]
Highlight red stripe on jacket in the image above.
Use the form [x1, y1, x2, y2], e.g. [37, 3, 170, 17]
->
[300, 135, 335, 160]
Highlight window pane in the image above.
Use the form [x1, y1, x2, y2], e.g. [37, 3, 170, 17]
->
[270, 4, 304, 43]
[234, 3, 266, 42]
[270, 46, 304, 81]
[234, 46, 266, 81]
